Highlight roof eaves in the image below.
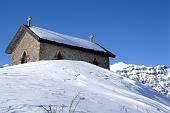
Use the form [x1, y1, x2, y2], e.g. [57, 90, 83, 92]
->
[95, 43, 116, 58]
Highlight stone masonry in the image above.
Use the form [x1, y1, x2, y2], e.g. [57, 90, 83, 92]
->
[40, 42, 109, 69]
[11, 32, 40, 65]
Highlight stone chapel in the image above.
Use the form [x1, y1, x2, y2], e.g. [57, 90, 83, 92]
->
[5, 17, 116, 69]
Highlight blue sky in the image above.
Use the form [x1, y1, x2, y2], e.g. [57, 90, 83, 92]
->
[0, 0, 169, 66]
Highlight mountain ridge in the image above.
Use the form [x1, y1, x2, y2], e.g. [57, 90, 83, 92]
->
[110, 62, 170, 96]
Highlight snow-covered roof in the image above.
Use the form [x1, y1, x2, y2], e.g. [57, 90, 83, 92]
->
[6, 25, 115, 57]
[29, 26, 106, 53]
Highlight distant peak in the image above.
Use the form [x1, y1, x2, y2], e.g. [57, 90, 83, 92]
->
[110, 62, 129, 72]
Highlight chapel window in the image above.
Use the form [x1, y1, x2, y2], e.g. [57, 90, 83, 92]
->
[54, 51, 63, 60]
[93, 58, 98, 65]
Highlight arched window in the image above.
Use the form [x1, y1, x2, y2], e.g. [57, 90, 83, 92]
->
[54, 51, 63, 60]
[21, 51, 27, 64]
[93, 58, 98, 65]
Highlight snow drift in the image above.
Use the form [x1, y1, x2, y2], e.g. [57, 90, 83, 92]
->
[0, 60, 170, 113]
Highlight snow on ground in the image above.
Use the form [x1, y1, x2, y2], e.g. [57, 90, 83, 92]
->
[0, 60, 170, 113]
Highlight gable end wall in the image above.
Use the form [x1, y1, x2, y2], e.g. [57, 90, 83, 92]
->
[11, 32, 40, 65]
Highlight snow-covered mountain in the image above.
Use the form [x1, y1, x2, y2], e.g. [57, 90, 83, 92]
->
[0, 64, 9, 68]
[0, 60, 170, 113]
[110, 62, 170, 96]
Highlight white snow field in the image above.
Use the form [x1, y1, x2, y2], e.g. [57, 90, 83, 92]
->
[0, 60, 170, 113]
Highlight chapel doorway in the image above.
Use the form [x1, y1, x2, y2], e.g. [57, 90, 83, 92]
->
[21, 51, 27, 64]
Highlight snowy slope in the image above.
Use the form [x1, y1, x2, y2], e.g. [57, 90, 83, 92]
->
[110, 62, 170, 96]
[0, 60, 170, 113]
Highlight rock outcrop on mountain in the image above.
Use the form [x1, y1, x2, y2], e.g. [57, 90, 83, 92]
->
[110, 62, 170, 96]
